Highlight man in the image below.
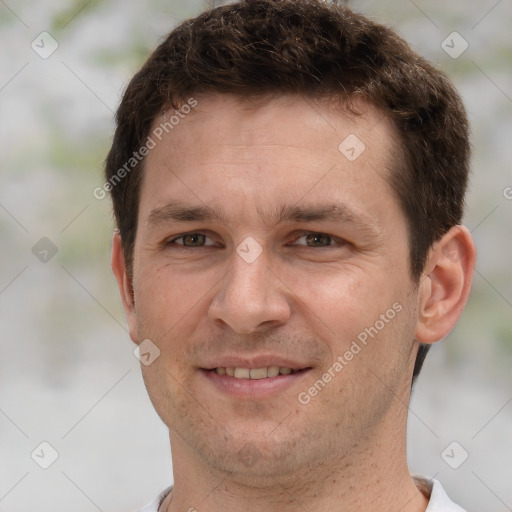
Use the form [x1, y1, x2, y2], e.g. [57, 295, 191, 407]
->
[105, 1, 476, 510]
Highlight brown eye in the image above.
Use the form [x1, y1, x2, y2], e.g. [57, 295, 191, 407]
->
[168, 233, 216, 247]
[182, 233, 206, 247]
[305, 233, 332, 247]
[294, 232, 335, 247]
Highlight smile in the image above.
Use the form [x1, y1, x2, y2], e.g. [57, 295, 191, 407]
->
[203, 365, 311, 399]
[213, 366, 301, 379]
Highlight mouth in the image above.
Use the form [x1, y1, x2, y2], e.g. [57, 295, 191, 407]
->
[211, 366, 306, 379]
[201, 363, 312, 398]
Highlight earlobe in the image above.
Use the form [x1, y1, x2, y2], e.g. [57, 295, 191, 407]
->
[414, 225, 476, 344]
[111, 231, 140, 344]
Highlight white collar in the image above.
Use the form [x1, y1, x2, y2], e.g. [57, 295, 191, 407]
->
[414, 476, 467, 512]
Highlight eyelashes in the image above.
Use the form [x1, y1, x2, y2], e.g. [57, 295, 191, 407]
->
[165, 231, 347, 249]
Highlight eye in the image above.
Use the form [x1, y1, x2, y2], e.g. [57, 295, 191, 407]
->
[166, 233, 217, 248]
[292, 232, 343, 248]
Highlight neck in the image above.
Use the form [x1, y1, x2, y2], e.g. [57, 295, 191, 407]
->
[164, 405, 428, 512]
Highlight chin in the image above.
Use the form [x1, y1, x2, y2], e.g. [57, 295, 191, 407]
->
[187, 420, 321, 484]
[204, 442, 305, 485]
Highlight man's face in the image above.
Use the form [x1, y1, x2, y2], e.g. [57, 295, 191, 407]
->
[125, 94, 421, 481]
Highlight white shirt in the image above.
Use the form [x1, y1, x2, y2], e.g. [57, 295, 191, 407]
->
[137, 477, 466, 512]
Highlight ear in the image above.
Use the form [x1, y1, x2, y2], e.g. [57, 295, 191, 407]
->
[415, 225, 476, 344]
[111, 230, 140, 344]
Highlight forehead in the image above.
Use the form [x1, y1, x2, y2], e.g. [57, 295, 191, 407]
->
[155, 93, 392, 150]
[140, 93, 399, 227]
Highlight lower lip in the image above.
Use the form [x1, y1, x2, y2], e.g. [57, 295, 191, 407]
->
[201, 369, 311, 398]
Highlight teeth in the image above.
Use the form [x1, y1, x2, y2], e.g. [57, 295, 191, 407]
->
[234, 367, 250, 379]
[267, 366, 280, 377]
[215, 366, 295, 379]
[249, 368, 267, 379]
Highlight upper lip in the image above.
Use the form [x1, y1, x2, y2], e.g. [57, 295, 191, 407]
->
[201, 355, 311, 371]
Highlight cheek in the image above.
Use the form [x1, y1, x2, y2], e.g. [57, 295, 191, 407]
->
[290, 263, 402, 349]
[132, 262, 210, 346]
[308, 300, 416, 414]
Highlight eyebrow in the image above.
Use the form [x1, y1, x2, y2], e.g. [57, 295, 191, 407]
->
[146, 203, 229, 226]
[146, 201, 378, 234]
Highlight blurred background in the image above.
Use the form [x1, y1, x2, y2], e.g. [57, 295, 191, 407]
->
[0, 0, 511, 510]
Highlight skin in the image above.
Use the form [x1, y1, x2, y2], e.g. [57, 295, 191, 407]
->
[112, 93, 476, 512]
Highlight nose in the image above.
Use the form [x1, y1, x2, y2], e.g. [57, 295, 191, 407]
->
[208, 246, 291, 334]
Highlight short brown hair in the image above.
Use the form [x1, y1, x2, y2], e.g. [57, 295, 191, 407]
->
[105, 0, 470, 383]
